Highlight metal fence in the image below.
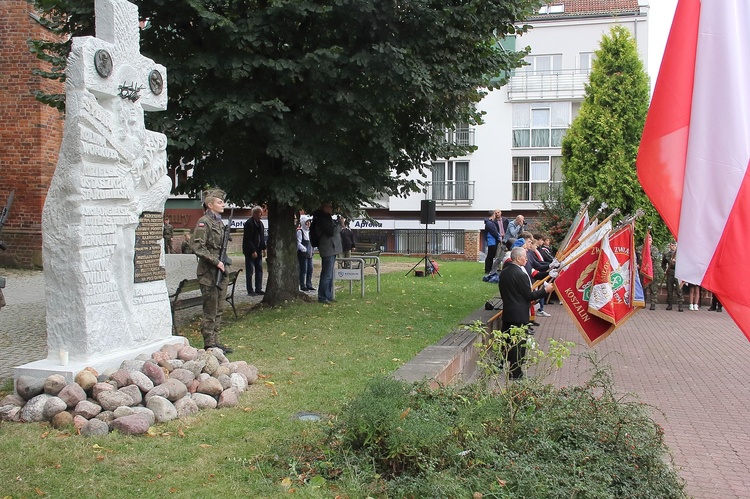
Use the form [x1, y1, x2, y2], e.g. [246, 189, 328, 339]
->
[355, 229, 465, 255]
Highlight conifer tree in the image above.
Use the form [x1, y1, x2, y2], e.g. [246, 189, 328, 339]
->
[561, 25, 668, 245]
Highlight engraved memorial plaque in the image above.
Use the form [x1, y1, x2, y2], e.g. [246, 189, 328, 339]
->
[134, 212, 167, 283]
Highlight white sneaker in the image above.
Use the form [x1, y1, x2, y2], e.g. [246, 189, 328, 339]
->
[537, 310, 551, 317]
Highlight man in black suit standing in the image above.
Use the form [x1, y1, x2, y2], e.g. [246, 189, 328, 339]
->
[243, 206, 267, 295]
[498, 247, 554, 379]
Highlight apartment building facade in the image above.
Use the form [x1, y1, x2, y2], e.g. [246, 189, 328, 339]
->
[356, 0, 649, 259]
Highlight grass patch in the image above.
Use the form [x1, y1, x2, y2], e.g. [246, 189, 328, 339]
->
[0, 257, 492, 498]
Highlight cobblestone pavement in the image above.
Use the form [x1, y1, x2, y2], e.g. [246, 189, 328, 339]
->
[0, 255, 273, 383]
[2, 262, 750, 497]
[532, 302, 750, 499]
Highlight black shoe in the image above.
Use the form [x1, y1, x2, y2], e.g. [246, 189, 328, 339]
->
[307, 286, 316, 291]
[717, 307, 723, 312]
[678, 304, 683, 312]
[649, 304, 655, 310]
[255, 290, 265, 295]
[708, 306, 716, 311]
[318, 298, 330, 304]
[530, 321, 540, 326]
[666, 304, 673, 310]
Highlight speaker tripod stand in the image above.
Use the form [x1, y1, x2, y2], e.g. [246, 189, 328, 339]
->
[406, 224, 442, 277]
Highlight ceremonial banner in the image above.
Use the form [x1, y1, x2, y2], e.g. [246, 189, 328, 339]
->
[637, 0, 750, 339]
[588, 223, 643, 326]
[640, 230, 654, 286]
[633, 270, 645, 308]
[558, 210, 589, 257]
[554, 240, 616, 346]
[560, 219, 612, 269]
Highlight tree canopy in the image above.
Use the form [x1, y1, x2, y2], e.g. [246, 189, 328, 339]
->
[561, 25, 669, 247]
[30, 0, 540, 302]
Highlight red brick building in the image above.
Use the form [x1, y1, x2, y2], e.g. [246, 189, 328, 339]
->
[0, 1, 63, 267]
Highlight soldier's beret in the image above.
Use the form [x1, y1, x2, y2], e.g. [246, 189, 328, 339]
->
[203, 189, 226, 203]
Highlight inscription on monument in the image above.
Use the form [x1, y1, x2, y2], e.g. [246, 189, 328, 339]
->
[134, 212, 166, 283]
[39, 0, 176, 363]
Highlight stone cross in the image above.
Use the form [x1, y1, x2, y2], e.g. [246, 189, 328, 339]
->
[20, 0, 185, 380]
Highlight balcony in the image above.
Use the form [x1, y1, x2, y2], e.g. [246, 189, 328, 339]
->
[443, 127, 476, 147]
[507, 69, 591, 101]
[425, 181, 475, 206]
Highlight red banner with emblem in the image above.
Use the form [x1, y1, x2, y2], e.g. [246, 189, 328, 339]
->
[553, 240, 616, 346]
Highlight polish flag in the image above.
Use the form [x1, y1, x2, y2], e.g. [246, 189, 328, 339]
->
[637, 0, 750, 339]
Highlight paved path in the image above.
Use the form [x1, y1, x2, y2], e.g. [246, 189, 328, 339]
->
[2, 262, 750, 498]
[0, 255, 272, 382]
[533, 302, 750, 499]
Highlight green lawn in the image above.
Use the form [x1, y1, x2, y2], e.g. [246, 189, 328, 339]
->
[0, 257, 491, 498]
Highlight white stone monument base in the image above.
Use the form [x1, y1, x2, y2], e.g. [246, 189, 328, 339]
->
[14, 336, 188, 384]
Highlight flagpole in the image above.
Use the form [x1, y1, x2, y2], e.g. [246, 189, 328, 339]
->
[554, 196, 594, 260]
[612, 208, 645, 231]
[557, 208, 621, 263]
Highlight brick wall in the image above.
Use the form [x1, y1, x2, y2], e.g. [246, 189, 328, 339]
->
[0, 2, 63, 267]
[464, 231, 480, 262]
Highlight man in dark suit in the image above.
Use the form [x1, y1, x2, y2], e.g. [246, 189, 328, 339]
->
[498, 247, 554, 379]
[242, 206, 267, 295]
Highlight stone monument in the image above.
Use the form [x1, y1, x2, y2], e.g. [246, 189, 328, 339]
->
[16, 0, 185, 381]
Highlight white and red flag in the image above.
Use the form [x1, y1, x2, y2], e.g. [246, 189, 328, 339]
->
[637, 0, 750, 339]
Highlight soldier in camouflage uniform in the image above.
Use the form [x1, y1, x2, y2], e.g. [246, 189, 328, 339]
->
[661, 241, 683, 312]
[180, 232, 193, 254]
[191, 189, 233, 353]
[163, 217, 174, 254]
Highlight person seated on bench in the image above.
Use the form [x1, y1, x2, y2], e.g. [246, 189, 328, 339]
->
[191, 188, 233, 354]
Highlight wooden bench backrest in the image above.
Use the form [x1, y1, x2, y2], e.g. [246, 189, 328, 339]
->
[172, 270, 241, 298]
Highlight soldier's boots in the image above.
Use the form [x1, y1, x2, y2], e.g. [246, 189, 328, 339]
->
[678, 304, 684, 312]
[666, 304, 673, 310]
[649, 304, 655, 310]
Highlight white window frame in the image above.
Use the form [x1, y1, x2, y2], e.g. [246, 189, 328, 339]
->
[512, 156, 563, 201]
[512, 102, 571, 148]
[521, 54, 563, 73]
[431, 161, 470, 201]
[579, 52, 595, 73]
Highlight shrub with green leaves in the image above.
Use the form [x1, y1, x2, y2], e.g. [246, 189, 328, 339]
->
[286, 367, 686, 498]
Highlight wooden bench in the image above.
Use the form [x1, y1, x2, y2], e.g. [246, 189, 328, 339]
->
[170, 269, 242, 332]
[351, 242, 382, 257]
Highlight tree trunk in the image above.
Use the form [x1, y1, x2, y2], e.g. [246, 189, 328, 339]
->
[263, 200, 301, 306]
